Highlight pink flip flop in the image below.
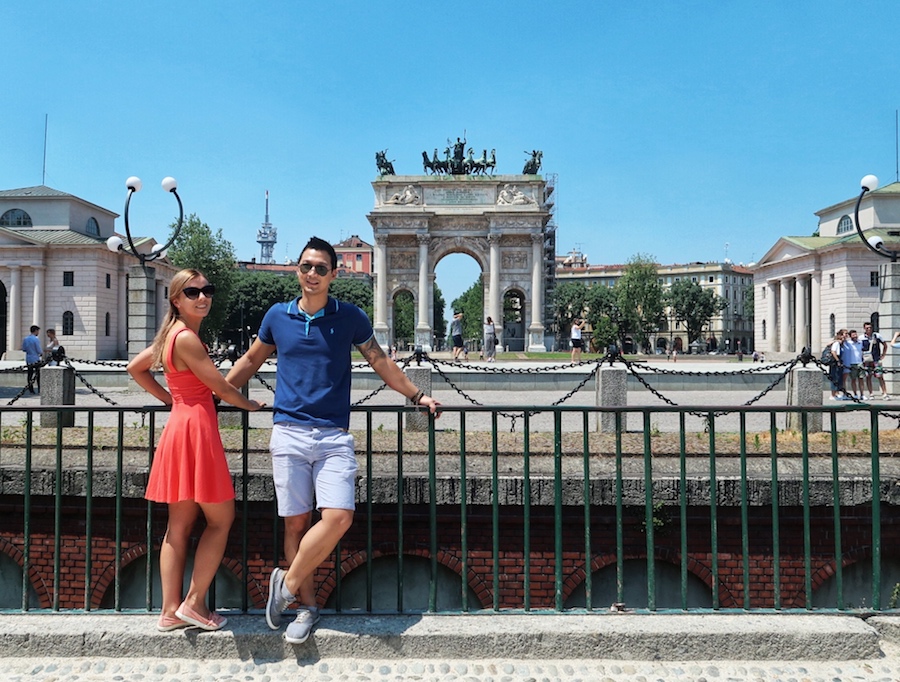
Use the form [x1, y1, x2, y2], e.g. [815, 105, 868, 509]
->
[157, 614, 190, 632]
[175, 602, 227, 631]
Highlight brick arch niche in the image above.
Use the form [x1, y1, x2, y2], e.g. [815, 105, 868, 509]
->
[367, 175, 553, 352]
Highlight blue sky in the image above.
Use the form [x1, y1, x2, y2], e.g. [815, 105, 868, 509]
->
[3, 2, 900, 316]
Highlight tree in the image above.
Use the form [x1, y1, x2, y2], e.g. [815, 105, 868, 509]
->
[667, 279, 729, 345]
[584, 284, 625, 351]
[166, 213, 236, 343]
[551, 281, 587, 343]
[392, 290, 414, 343]
[451, 277, 484, 341]
[222, 270, 298, 350]
[432, 284, 447, 341]
[330, 278, 373, 319]
[616, 254, 665, 351]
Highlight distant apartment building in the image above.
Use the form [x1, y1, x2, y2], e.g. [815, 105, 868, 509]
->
[556, 251, 754, 353]
[0, 185, 176, 360]
[752, 182, 900, 359]
[237, 235, 373, 282]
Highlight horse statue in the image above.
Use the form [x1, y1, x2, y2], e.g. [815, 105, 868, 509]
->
[471, 149, 488, 175]
[432, 148, 450, 175]
[464, 148, 477, 174]
[421, 150, 436, 175]
[485, 149, 496, 176]
[522, 150, 542, 175]
[376, 150, 396, 176]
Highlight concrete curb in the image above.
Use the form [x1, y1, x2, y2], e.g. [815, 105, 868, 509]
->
[0, 614, 888, 662]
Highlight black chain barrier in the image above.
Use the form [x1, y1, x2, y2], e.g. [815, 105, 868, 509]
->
[8, 348, 899, 428]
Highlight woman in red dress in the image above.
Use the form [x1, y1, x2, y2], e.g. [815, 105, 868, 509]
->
[128, 269, 264, 632]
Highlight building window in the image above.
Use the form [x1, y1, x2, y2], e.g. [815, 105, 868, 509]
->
[709, 276, 714, 282]
[837, 214, 853, 234]
[106, 273, 111, 288]
[871, 271, 879, 287]
[762, 320, 766, 340]
[63, 271, 74, 286]
[872, 312, 880, 332]
[86, 217, 100, 236]
[830, 274, 835, 288]
[105, 312, 111, 337]
[761, 286, 766, 299]
[830, 314, 836, 338]
[0, 208, 32, 227]
[62, 311, 74, 336]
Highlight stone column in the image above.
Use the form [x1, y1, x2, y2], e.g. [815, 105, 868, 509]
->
[766, 280, 778, 354]
[40, 365, 75, 428]
[880, 261, 900, 394]
[596, 366, 627, 433]
[489, 232, 500, 331]
[810, 272, 822, 355]
[9, 266, 21, 357]
[373, 234, 389, 348]
[527, 233, 546, 352]
[415, 234, 432, 350]
[32, 266, 45, 331]
[795, 275, 809, 353]
[127, 264, 157, 360]
[785, 366, 822, 433]
[780, 278, 792, 354]
[405, 366, 432, 432]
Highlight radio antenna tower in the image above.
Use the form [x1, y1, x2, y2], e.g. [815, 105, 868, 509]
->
[256, 190, 277, 264]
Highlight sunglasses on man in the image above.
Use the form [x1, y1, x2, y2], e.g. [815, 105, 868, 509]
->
[182, 285, 216, 300]
[299, 262, 331, 276]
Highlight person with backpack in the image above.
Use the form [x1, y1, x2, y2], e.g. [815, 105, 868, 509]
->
[826, 329, 846, 400]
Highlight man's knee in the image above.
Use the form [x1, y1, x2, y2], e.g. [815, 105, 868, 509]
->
[322, 508, 354, 535]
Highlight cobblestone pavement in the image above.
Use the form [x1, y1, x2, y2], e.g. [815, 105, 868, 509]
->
[5, 652, 900, 682]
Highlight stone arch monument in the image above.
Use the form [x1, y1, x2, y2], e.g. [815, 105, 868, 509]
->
[367, 175, 553, 352]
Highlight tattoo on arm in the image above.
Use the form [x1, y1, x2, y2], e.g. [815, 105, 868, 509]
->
[358, 337, 387, 365]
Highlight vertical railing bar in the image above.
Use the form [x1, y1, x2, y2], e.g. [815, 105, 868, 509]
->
[85, 411, 95, 611]
[679, 412, 688, 611]
[830, 410, 843, 609]
[801, 410, 812, 609]
[582, 410, 591, 611]
[708, 411, 719, 610]
[643, 410, 655, 611]
[492, 410, 500, 612]
[52, 413, 63, 611]
[523, 411, 532, 612]
[115, 411, 125, 611]
[429, 408, 438, 612]
[145, 411, 156, 612]
[459, 411, 468, 612]
[615, 411, 624, 604]
[365, 411, 374, 613]
[870, 408, 882, 610]
[554, 410, 564, 612]
[740, 412, 750, 609]
[22, 412, 33, 611]
[240, 409, 249, 613]
[396, 409, 404, 614]
[770, 412, 781, 609]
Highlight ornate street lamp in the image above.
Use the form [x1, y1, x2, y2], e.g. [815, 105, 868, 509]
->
[854, 174, 900, 261]
[106, 176, 183, 263]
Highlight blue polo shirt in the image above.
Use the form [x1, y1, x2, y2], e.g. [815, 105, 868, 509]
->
[258, 296, 374, 429]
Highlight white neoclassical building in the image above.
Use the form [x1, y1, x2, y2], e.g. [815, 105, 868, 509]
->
[753, 181, 900, 360]
[0, 185, 176, 360]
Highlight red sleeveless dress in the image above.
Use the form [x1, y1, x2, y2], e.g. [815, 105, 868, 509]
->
[144, 327, 234, 504]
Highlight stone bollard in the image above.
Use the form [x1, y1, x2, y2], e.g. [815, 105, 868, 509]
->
[786, 366, 823, 433]
[596, 366, 627, 433]
[218, 368, 249, 429]
[405, 366, 432, 432]
[40, 365, 76, 428]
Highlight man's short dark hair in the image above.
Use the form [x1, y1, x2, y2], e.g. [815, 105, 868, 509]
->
[299, 236, 337, 270]
[30, 325, 39, 333]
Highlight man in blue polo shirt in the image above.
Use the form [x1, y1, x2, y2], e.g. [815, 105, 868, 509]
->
[226, 236, 439, 644]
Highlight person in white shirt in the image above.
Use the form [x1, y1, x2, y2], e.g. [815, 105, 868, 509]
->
[829, 329, 846, 400]
[570, 318, 585, 364]
[861, 322, 889, 400]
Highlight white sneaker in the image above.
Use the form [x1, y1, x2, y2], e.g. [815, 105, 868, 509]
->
[882, 394, 891, 400]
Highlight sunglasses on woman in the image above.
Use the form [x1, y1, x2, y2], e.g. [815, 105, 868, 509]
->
[299, 262, 330, 276]
[182, 285, 216, 300]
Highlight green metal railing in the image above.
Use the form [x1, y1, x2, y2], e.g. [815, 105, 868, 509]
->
[0, 402, 896, 615]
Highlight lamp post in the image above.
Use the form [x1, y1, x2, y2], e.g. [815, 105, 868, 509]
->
[852, 174, 900, 393]
[106, 176, 184, 358]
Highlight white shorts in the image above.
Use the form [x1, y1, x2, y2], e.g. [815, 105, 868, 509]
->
[269, 423, 358, 517]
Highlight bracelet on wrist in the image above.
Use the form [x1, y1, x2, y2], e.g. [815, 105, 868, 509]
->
[411, 389, 425, 405]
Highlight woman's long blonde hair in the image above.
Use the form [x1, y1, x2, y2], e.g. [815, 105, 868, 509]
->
[149, 269, 205, 371]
